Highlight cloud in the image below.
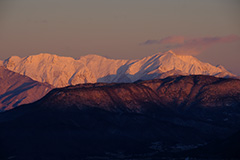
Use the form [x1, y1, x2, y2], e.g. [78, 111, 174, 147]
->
[141, 36, 185, 45]
[141, 35, 240, 55]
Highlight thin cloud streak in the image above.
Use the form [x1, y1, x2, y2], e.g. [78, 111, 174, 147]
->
[141, 36, 185, 45]
[141, 35, 240, 55]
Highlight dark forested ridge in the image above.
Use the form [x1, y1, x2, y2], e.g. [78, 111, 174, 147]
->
[0, 75, 240, 159]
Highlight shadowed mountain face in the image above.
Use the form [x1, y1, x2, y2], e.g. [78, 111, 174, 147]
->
[0, 67, 53, 111]
[0, 75, 240, 159]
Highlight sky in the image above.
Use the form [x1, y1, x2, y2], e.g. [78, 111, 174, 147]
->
[0, 0, 240, 74]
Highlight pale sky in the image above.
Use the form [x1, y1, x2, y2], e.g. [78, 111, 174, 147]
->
[0, 0, 240, 74]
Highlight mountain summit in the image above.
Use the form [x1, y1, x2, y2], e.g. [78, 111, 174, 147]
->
[3, 51, 235, 87]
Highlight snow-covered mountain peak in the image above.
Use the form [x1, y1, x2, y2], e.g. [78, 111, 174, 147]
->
[77, 54, 110, 64]
[176, 54, 199, 64]
[33, 52, 56, 57]
[216, 64, 228, 72]
[166, 50, 176, 55]
[3, 52, 236, 87]
[25, 53, 75, 62]
[158, 50, 197, 63]
[150, 50, 176, 58]
[78, 54, 106, 59]
[3, 53, 96, 87]
[4, 56, 21, 68]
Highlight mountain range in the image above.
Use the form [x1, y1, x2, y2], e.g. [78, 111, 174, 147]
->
[3, 50, 236, 88]
[0, 51, 240, 159]
[0, 51, 237, 111]
[0, 75, 239, 159]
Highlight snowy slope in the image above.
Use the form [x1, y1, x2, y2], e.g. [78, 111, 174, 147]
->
[4, 53, 97, 87]
[77, 54, 129, 83]
[3, 51, 236, 87]
[0, 66, 53, 111]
